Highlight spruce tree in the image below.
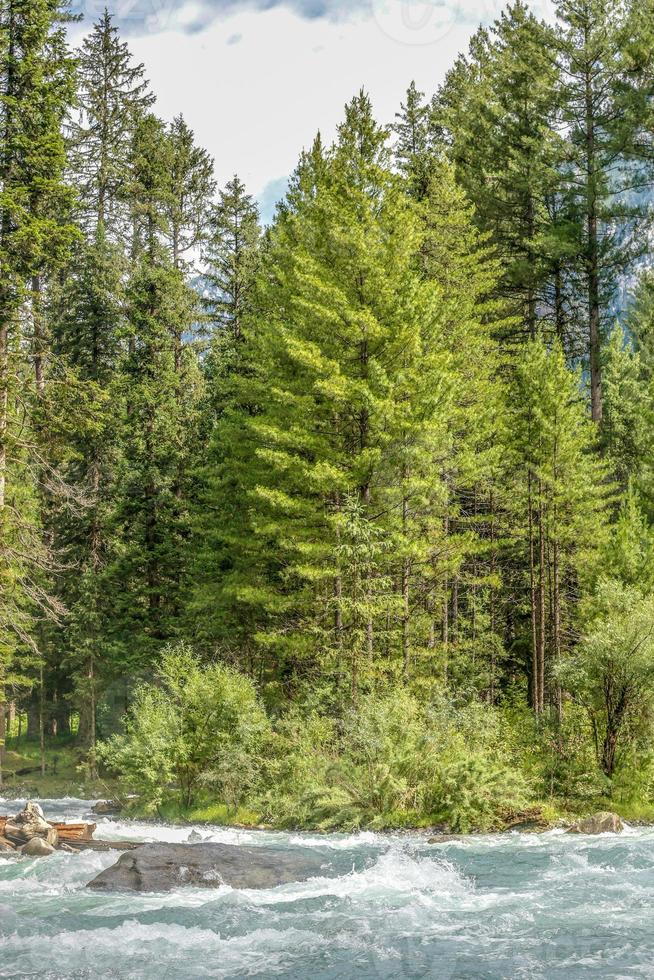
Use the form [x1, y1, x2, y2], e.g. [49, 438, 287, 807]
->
[187, 176, 262, 654]
[419, 162, 506, 695]
[556, 0, 650, 421]
[392, 81, 434, 199]
[164, 114, 214, 272]
[0, 0, 77, 778]
[196, 94, 504, 698]
[69, 8, 154, 236]
[106, 112, 203, 676]
[507, 339, 608, 713]
[204, 175, 261, 341]
[432, 1, 563, 340]
[51, 228, 125, 749]
[600, 325, 646, 491]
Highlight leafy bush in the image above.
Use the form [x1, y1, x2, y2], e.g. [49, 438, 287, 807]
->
[261, 690, 531, 831]
[100, 650, 536, 829]
[98, 644, 269, 812]
[425, 756, 529, 832]
[259, 709, 337, 827]
[559, 579, 654, 780]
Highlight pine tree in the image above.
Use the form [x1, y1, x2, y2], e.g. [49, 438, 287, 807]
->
[600, 324, 646, 490]
[507, 338, 608, 714]
[626, 270, 654, 380]
[392, 81, 434, 199]
[432, 1, 563, 341]
[105, 112, 204, 677]
[163, 114, 214, 273]
[601, 486, 654, 593]
[195, 93, 504, 699]
[556, 0, 651, 421]
[68, 8, 154, 236]
[159, 114, 214, 379]
[204, 175, 261, 342]
[418, 162, 506, 696]
[0, 0, 78, 779]
[51, 228, 125, 750]
[109, 257, 200, 673]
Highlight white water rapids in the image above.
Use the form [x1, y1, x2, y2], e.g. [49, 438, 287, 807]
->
[1, 797, 654, 978]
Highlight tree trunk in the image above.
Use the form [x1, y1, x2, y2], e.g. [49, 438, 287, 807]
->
[0, 700, 5, 788]
[489, 492, 497, 704]
[27, 691, 40, 738]
[537, 486, 546, 714]
[585, 58, 602, 423]
[401, 493, 410, 679]
[32, 274, 45, 392]
[552, 538, 562, 723]
[0, 314, 7, 786]
[39, 665, 46, 776]
[88, 654, 97, 778]
[528, 473, 540, 713]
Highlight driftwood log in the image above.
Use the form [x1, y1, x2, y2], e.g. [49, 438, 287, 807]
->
[0, 802, 138, 854]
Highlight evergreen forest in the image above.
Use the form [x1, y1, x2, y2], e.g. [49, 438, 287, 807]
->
[4, 0, 654, 831]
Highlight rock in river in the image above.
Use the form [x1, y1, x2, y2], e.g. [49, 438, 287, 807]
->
[5, 802, 58, 848]
[86, 842, 333, 893]
[567, 811, 623, 834]
[20, 837, 56, 857]
[91, 800, 123, 816]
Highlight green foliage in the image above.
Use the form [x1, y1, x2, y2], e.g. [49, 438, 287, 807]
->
[98, 644, 269, 811]
[8, 0, 654, 831]
[427, 757, 528, 833]
[432, 0, 563, 338]
[561, 580, 654, 779]
[260, 691, 530, 832]
[68, 8, 155, 236]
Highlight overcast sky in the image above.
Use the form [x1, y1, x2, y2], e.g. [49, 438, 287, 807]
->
[68, 0, 554, 221]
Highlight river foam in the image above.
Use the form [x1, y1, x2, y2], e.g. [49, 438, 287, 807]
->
[2, 797, 654, 978]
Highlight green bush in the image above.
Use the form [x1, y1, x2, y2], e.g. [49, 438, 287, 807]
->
[99, 653, 540, 829]
[261, 690, 531, 832]
[98, 644, 269, 812]
[425, 756, 529, 832]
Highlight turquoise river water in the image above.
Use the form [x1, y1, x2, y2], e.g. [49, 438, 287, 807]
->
[1, 797, 653, 978]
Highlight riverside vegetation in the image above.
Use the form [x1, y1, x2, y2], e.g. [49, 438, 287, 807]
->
[4, 0, 654, 834]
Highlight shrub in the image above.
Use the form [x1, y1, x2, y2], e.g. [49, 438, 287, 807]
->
[98, 644, 269, 812]
[262, 690, 531, 832]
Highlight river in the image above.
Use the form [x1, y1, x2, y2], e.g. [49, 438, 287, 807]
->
[1, 797, 653, 978]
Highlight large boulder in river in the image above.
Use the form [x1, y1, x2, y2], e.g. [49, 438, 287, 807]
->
[87, 842, 332, 893]
[5, 802, 58, 847]
[567, 811, 623, 834]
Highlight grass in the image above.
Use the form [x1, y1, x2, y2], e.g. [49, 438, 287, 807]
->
[0, 735, 118, 802]
[594, 798, 654, 824]
[131, 797, 266, 827]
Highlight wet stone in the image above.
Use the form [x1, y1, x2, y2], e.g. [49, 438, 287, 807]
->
[20, 837, 56, 857]
[567, 811, 624, 835]
[86, 841, 334, 893]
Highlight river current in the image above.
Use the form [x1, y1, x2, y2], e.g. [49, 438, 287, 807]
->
[1, 797, 653, 978]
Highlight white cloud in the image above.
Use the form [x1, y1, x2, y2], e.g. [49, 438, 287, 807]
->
[73, 0, 367, 35]
[93, 5, 474, 201]
[69, 1, 555, 212]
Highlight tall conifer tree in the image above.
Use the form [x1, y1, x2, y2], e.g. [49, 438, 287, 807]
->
[0, 0, 77, 776]
[69, 8, 154, 236]
[432, 2, 563, 341]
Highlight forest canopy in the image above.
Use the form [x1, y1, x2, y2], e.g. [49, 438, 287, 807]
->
[3, 0, 654, 829]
